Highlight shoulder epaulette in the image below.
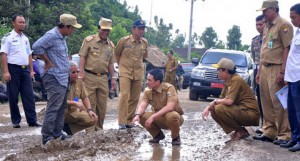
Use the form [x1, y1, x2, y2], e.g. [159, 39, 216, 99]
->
[123, 35, 131, 40]
[3, 32, 11, 37]
[252, 35, 259, 40]
[85, 35, 94, 42]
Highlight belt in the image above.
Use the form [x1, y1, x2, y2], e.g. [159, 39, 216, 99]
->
[84, 69, 107, 76]
[8, 63, 28, 68]
[264, 63, 279, 67]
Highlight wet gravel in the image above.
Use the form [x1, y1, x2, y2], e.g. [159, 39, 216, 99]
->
[0, 89, 299, 160]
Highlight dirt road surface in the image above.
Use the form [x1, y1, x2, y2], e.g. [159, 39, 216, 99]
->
[0, 89, 299, 160]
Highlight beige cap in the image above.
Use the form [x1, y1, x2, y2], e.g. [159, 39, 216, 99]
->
[257, 0, 279, 11]
[99, 18, 112, 30]
[212, 58, 235, 71]
[59, 14, 82, 28]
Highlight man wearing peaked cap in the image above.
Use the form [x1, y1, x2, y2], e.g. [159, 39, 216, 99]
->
[32, 13, 81, 145]
[253, 0, 293, 145]
[60, 14, 82, 28]
[115, 19, 148, 129]
[78, 17, 116, 130]
[202, 58, 260, 143]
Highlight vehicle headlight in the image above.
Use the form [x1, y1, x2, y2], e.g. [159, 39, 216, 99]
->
[191, 69, 205, 77]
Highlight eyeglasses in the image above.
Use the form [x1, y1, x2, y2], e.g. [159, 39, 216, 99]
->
[71, 71, 79, 74]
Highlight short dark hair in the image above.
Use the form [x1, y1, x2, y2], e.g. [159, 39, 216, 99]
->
[149, 69, 163, 83]
[169, 50, 174, 55]
[291, 3, 300, 14]
[12, 14, 24, 22]
[256, 15, 264, 21]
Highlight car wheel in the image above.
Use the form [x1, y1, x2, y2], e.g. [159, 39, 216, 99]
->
[199, 95, 207, 100]
[189, 90, 199, 101]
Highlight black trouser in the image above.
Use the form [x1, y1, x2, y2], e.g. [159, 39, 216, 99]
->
[7, 64, 37, 125]
[254, 68, 263, 124]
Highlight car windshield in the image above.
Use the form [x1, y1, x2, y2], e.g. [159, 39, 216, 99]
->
[201, 52, 247, 67]
[181, 63, 195, 72]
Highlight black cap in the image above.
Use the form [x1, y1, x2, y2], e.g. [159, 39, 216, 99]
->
[133, 19, 146, 27]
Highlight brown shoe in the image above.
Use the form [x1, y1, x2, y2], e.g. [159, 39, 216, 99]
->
[149, 130, 165, 143]
[172, 135, 181, 145]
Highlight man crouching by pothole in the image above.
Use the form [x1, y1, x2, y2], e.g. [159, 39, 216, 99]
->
[202, 58, 260, 143]
[132, 69, 184, 145]
[63, 61, 98, 135]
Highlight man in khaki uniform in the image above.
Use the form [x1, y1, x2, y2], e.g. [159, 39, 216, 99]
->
[253, 0, 293, 145]
[64, 61, 98, 135]
[202, 58, 260, 143]
[164, 50, 178, 90]
[115, 20, 148, 129]
[78, 18, 116, 130]
[132, 69, 184, 145]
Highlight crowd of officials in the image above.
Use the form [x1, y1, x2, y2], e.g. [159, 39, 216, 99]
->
[0, 0, 299, 153]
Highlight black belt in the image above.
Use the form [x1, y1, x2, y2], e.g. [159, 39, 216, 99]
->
[8, 63, 28, 68]
[84, 69, 107, 76]
[264, 63, 279, 67]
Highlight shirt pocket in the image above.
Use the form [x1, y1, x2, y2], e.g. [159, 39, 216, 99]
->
[10, 41, 21, 52]
[292, 38, 300, 53]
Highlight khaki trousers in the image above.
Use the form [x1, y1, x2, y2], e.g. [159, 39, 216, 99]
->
[260, 65, 290, 140]
[118, 76, 142, 125]
[140, 111, 184, 139]
[64, 107, 95, 134]
[85, 73, 108, 130]
[164, 73, 177, 90]
[211, 104, 259, 134]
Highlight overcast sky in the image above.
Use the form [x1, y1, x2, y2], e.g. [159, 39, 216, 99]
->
[124, 0, 299, 46]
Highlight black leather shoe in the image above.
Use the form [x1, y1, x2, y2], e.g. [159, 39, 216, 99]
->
[119, 124, 126, 130]
[125, 124, 134, 128]
[280, 140, 297, 148]
[253, 135, 274, 142]
[13, 124, 21, 128]
[273, 139, 289, 145]
[149, 130, 165, 143]
[172, 135, 181, 145]
[255, 129, 263, 135]
[28, 122, 42, 127]
[288, 143, 300, 152]
[54, 134, 71, 140]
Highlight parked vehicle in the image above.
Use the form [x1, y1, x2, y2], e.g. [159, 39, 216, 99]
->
[189, 49, 254, 100]
[71, 54, 120, 98]
[180, 63, 196, 89]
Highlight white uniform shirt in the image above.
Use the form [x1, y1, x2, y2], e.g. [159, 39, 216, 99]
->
[0, 30, 31, 66]
[285, 28, 300, 82]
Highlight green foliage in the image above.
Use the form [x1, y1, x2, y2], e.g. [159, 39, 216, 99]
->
[110, 23, 129, 45]
[200, 27, 218, 49]
[215, 40, 226, 49]
[144, 16, 173, 48]
[0, 24, 11, 40]
[171, 33, 186, 48]
[227, 25, 242, 50]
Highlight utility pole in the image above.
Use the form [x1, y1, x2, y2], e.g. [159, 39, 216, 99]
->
[187, 0, 195, 61]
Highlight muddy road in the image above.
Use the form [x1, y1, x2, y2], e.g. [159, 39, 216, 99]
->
[0, 89, 299, 160]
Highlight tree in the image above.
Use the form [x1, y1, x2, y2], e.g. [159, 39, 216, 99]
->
[171, 33, 186, 48]
[144, 16, 173, 48]
[200, 27, 218, 49]
[215, 40, 226, 49]
[227, 25, 242, 50]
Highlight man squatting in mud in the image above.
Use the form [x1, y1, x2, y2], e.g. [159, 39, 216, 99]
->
[202, 58, 260, 142]
[132, 69, 184, 145]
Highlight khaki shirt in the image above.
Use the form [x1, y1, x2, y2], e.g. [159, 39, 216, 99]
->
[166, 57, 178, 74]
[142, 83, 184, 115]
[67, 79, 88, 109]
[260, 16, 293, 66]
[251, 35, 262, 65]
[79, 34, 114, 74]
[115, 35, 148, 80]
[220, 74, 259, 113]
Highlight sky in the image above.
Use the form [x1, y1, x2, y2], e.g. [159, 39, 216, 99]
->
[124, 0, 299, 46]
